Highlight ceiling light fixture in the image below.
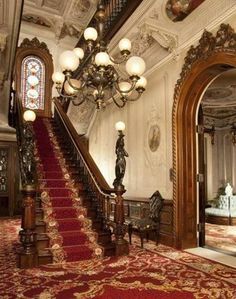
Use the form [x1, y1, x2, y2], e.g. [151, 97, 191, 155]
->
[52, 1, 147, 110]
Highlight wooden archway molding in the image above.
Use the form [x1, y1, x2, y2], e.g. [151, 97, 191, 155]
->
[15, 37, 53, 118]
[172, 24, 236, 249]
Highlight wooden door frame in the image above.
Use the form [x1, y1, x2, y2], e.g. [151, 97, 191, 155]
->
[172, 24, 236, 249]
[15, 37, 53, 118]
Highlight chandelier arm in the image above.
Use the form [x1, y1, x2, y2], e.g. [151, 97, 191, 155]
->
[124, 90, 142, 102]
[109, 54, 129, 65]
[71, 97, 86, 106]
[111, 94, 126, 108]
[55, 86, 76, 99]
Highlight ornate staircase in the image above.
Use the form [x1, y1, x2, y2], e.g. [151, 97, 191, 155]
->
[34, 117, 116, 265]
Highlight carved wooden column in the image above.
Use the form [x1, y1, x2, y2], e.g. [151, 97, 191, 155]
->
[114, 185, 129, 255]
[17, 111, 38, 268]
[18, 184, 38, 268]
[113, 122, 129, 256]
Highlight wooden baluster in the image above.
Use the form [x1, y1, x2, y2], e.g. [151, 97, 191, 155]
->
[18, 184, 38, 268]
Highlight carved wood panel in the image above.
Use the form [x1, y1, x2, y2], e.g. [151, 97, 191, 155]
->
[172, 24, 236, 249]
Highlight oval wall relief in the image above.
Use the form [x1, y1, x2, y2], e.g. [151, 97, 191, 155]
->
[148, 124, 160, 152]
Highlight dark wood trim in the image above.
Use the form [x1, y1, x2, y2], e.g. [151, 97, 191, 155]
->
[172, 24, 236, 249]
[54, 99, 114, 195]
[14, 38, 53, 118]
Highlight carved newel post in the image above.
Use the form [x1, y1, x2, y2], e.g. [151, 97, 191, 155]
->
[18, 110, 38, 268]
[113, 121, 129, 256]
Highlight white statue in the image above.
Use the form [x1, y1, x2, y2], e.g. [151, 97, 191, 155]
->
[225, 183, 233, 196]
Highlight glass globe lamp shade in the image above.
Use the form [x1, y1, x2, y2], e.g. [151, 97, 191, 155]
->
[95, 52, 110, 66]
[52, 72, 65, 84]
[126, 56, 146, 77]
[119, 38, 131, 52]
[84, 27, 98, 41]
[64, 79, 80, 95]
[59, 50, 80, 71]
[27, 75, 39, 86]
[115, 121, 125, 131]
[118, 81, 132, 96]
[73, 47, 84, 60]
[136, 76, 147, 89]
[23, 110, 36, 122]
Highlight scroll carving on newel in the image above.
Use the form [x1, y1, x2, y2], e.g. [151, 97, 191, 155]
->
[176, 24, 236, 90]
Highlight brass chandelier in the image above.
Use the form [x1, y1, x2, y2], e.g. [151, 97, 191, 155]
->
[52, 1, 147, 110]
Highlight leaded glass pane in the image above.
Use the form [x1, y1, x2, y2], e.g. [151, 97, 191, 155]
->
[21, 55, 45, 110]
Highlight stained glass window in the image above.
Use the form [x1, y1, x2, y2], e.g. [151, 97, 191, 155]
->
[21, 55, 45, 110]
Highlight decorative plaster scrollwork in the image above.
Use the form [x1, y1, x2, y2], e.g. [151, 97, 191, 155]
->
[0, 33, 7, 52]
[134, 21, 178, 55]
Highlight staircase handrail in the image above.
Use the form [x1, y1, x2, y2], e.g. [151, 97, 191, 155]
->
[54, 98, 115, 196]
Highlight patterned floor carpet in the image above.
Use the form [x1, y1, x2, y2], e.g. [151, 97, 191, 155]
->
[206, 223, 236, 253]
[1, 219, 236, 298]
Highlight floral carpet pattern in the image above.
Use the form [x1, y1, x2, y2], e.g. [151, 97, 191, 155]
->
[205, 223, 236, 253]
[1, 219, 236, 298]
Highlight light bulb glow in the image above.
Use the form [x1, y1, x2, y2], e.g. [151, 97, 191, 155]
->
[23, 110, 36, 122]
[118, 81, 132, 96]
[73, 47, 84, 60]
[64, 79, 81, 95]
[95, 52, 110, 66]
[84, 27, 98, 41]
[52, 72, 65, 84]
[59, 50, 80, 71]
[136, 76, 147, 89]
[115, 121, 125, 131]
[119, 38, 131, 52]
[126, 56, 146, 77]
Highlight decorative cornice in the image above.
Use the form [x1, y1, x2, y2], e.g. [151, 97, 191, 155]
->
[19, 37, 50, 54]
[0, 33, 7, 52]
[176, 24, 236, 90]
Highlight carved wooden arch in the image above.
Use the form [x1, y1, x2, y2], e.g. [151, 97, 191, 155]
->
[15, 37, 53, 117]
[172, 24, 236, 249]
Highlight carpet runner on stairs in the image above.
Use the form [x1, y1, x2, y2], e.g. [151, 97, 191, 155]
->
[33, 117, 103, 263]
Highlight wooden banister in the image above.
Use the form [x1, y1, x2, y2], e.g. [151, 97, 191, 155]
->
[54, 99, 114, 195]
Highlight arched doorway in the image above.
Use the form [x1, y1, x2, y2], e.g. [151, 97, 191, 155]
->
[172, 24, 236, 249]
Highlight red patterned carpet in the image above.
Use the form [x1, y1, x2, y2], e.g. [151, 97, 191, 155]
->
[1, 219, 236, 298]
[206, 223, 236, 253]
[33, 118, 103, 263]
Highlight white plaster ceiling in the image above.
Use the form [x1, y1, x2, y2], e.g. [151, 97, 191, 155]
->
[22, 0, 97, 40]
[202, 69, 236, 129]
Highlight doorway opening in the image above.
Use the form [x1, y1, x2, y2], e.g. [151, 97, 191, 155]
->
[198, 69, 236, 256]
[172, 23, 236, 250]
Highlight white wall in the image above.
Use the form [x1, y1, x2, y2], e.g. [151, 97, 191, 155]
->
[89, 57, 183, 199]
